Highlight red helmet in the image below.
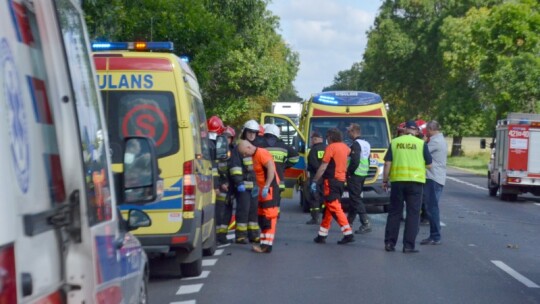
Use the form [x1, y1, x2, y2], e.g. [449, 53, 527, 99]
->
[223, 126, 236, 138]
[207, 116, 225, 134]
[416, 119, 427, 136]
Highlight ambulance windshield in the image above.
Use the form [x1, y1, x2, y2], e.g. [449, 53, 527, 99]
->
[309, 117, 390, 149]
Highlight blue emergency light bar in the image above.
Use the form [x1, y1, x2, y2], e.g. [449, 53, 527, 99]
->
[91, 41, 174, 52]
[312, 91, 382, 106]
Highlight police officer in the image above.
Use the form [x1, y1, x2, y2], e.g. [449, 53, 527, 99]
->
[346, 123, 372, 234]
[260, 124, 299, 209]
[230, 120, 262, 244]
[306, 131, 325, 224]
[382, 120, 432, 253]
[215, 126, 236, 245]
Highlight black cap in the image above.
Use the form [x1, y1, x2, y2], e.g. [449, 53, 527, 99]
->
[405, 120, 418, 129]
[311, 131, 322, 138]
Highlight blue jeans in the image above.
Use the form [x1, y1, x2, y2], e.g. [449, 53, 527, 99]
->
[423, 179, 444, 241]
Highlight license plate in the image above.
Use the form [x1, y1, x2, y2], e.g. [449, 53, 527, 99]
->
[342, 192, 349, 198]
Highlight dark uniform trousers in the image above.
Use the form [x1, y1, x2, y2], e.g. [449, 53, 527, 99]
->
[384, 181, 423, 249]
[347, 175, 367, 219]
[235, 190, 259, 241]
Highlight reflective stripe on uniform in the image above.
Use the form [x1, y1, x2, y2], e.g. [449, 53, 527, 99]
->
[230, 166, 242, 175]
[318, 226, 329, 236]
[248, 222, 260, 230]
[236, 223, 247, 231]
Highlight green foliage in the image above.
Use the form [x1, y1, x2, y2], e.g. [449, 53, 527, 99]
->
[83, 0, 300, 125]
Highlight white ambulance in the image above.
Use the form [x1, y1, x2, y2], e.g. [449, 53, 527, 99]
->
[1, 0, 160, 303]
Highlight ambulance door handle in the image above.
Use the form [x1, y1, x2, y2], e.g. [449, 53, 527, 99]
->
[21, 272, 32, 296]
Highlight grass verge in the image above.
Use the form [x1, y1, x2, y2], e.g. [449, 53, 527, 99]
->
[447, 152, 490, 176]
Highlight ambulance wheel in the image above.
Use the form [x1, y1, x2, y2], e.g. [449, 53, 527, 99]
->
[181, 258, 202, 277]
[300, 188, 310, 213]
[203, 222, 217, 256]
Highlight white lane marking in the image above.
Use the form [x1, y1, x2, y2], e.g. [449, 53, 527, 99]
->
[534, 203, 540, 206]
[202, 259, 217, 267]
[447, 176, 488, 191]
[218, 243, 231, 248]
[214, 249, 224, 256]
[440, 221, 446, 227]
[491, 260, 540, 288]
[181, 270, 210, 281]
[170, 301, 196, 304]
[176, 283, 204, 295]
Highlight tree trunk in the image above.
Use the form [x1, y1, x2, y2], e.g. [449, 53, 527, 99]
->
[451, 136, 463, 157]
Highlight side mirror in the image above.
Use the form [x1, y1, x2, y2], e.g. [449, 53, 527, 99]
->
[126, 209, 152, 231]
[122, 137, 163, 204]
[480, 139, 486, 149]
[215, 135, 229, 160]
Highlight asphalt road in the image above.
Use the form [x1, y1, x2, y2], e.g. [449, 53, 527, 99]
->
[148, 168, 540, 304]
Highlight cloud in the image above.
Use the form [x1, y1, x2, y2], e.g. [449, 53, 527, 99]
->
[268, 0, 381, 99]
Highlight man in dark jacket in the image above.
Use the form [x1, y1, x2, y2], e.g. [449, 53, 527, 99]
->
[306, 131, 325, 224]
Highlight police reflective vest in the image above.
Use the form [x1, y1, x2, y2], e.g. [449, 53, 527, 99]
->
[389, 135, 426, 183]
[353, 138, 370, 177]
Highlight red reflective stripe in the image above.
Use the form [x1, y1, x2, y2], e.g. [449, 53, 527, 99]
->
[96, 285, 123, 304]
[312, 108, 382, 117]
[94, 57, 107, 70]
[9, 1, 34, 45]
[109, 57, 172, 71]
[48, 154, 66, 203]
[34, 290, 65, 304]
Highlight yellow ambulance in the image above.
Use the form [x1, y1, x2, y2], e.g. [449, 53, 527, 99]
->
[93, 42, 216, 277]
[262, 91, 391, 212]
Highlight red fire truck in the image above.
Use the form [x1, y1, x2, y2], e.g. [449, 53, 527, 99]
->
[487, 113, 540, 201]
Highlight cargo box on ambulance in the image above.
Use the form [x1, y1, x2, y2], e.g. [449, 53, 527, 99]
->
[93, 42, 217, 277]
[1, 0, 161, 303]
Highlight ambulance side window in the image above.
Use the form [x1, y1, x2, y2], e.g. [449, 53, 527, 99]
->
[193, 97, 211, 161]
[55, 0, 113, 225]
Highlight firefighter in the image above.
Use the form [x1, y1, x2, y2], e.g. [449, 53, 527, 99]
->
[230, 120, 262, 244]
[312, 128, 355, 245]
[260, 124, 300, 209]
[207, 116, 225, 192]
[305, 131, 326, 224]
[241, 119, 265, 147]
[346, 123, 372, 234]
[215, 126, 236, 245]
[236, 140, 280, 253]
[382, 120, 432, 253]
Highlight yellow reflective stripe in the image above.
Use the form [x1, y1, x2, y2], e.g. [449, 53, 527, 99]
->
[317, 151, 325, 158]
[288, 156, 300, 163]
[244, 181, 254, 189]
[230, 167, 242, 175]
[242, 157, 253, 166]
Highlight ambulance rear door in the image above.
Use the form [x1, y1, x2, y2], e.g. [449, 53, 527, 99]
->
[260, 113, 306, 198]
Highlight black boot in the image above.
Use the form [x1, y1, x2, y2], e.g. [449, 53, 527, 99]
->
[306, 211, 320, 225]
[337, 234, 355, 244]
[313, 235, 326, 244]
[355, 214, 372, 234]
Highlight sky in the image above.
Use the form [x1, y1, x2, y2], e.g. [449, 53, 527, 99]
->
[267, 0, 383, 100]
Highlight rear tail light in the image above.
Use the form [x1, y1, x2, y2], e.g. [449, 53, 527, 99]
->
[508, 177, 521, 183]
[183, 160, 195, 212]
[0, 244, 17, 304]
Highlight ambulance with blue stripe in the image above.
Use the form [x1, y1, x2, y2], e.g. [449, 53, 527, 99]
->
[1, 1, 160, 303]
[262, 91, 391, 212]
[93, 42, 217, 277]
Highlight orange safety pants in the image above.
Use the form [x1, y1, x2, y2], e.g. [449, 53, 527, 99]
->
[258, 206, 278, 250]
[318, 179, 352, 237]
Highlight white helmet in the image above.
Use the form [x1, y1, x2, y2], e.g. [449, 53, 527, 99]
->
[243, 119, 260, 132]
[264, 124, 280, 137]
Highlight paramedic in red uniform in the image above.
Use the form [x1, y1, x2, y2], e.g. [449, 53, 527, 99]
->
[237, 140, 280, 253]
[311, 128, 355, 245]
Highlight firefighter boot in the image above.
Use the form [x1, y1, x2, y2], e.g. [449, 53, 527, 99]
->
[337, 234, 355, 245]
[305, 210, 320, 225]
[313, 235, 327, 244]
[355, 214, 372, 234]
[217, 233, 231, 245]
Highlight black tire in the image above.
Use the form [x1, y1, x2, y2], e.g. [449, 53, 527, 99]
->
[181, 258, 202, 278]
[488, 172, 498, 197]
[300, 187, 310, 213]
[203, 222, 217, 257]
